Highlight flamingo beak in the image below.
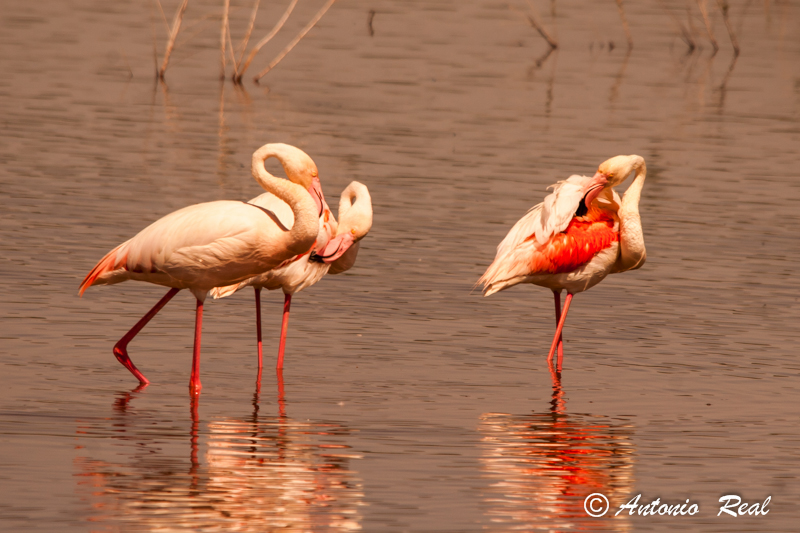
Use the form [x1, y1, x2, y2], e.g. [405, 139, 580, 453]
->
[317, 232, 356, 264]
[584, 172, 609, 207]
[308, 177, 325, 216]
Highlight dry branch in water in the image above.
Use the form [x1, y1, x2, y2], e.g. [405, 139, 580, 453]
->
[715, 0, 740, 55]
[158, 0, 190, 80]
[524, 0, 558, 49]
[615, 0, 634, 49]
[254, 0, 337, 82]
[235, 0, 299, 83]
[236, 0, 261, 70]
[220, 0, 230, 78]
[696, 0, 719, 53]
[367, 9, 376, 37]
[657, 0, 697, 52]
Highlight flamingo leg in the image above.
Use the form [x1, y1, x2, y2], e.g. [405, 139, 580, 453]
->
[255, 287, 263, 371]
[189, 298, 203, 396]
[552, 290, 564, 368]
[276, 293, 292, 370]
[113, 287, 181, 384]
[277, 367, 286, 418]
[547, 293, 573, 367]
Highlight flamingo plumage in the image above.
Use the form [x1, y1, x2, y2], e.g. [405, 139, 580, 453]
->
[79, 143, 328, 395]
[479, 155, 647, 369]
[211, 181, 373, 369]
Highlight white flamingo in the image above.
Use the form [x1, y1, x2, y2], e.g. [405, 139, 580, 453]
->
[479, 155, 647, 369]
[79, 143, 328, 395]
[211, 181, 373, 369]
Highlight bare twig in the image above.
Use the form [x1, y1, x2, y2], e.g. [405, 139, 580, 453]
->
[715, 0, 740, 55]
[236, 0, 299, 83]
[658, 0, 697, 53]
[525, 0, 558, 49]
[678, 2, 698, 51]
[227, 15, 237, 67]
[158, 0, 190, 80]
[154, 0, 171, 33]
[254, 0, 335, 82]
[150, 2, 160, 75]
[696, 0, 719, 53]
[367, 9, 376, 36]
[615, 0, 634, 49]
[120, 51, 134, 80]
[609, 48, 631, 104]
[220, 0, 230, 79]
[527, 45, 555, 77]
[716, 53, 738, 109]
[236, 0, 261, 71]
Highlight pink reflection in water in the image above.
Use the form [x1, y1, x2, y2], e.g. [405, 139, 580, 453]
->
[74, 374, 364, 531]
[480, 371, 636, 531]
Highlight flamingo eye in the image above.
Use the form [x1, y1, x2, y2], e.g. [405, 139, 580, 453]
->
[350, 229, 356, 235]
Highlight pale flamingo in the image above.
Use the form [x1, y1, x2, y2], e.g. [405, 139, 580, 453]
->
[479, 155, 647, 369]
[211, 181, 373, 370]
[79, 143, 328, 395]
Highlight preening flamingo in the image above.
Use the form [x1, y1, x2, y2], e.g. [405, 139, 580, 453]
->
[211, 181, 373, 369]
[79, 143, 328, 395]
[478, 155, 647, 369]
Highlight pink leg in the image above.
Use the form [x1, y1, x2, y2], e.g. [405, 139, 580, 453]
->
[277, 368, 286, 418]
[113, 288, 181, 384]
[276, 293, 292, 370]
[552, 290, 564, 368]
[189, 298, 203, 396]
[547, 293, 573, 367]
[254, 287, 263, 372]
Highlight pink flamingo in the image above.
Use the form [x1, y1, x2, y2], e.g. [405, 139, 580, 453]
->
[79, 143, 327, 395]
[211, 181, 373, 370]
[479, 155, 647, 369]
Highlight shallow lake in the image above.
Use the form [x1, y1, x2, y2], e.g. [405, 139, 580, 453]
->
[1, 0, 799, 530]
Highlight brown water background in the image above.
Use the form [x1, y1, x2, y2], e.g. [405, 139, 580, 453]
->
[1, 0, 799, 531]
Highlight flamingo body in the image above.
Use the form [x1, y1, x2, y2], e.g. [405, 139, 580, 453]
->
[211, 181, 373, 370]
[80, 200, 317, 300]
[480, 155, 647, 368]
[80, 143, 327, 395]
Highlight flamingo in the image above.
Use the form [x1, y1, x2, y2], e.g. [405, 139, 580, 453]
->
[79, 143, 328, 395]
[211, 181, 373, 370]
[478, 155, 647, 369]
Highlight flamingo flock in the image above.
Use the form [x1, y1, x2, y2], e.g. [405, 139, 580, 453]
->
[80, 145, 646, 394]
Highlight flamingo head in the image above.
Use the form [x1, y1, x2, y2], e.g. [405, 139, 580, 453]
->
[285, 153, 325, 216]
[593, 155, 645, 188]
[268, 143, 326, 215]
[317, 181, 372, 264]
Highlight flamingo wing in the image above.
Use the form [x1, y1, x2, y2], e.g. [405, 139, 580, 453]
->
[80, 201, 297, 294]
[479, 176, 620, 296]
[494, 175, 592, 264]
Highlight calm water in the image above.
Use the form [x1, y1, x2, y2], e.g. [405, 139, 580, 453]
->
[1, 0, 800, 531]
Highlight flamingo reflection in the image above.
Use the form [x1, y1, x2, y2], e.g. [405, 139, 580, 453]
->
[74, 372, 364, 531]
[479, 370, 635, 531]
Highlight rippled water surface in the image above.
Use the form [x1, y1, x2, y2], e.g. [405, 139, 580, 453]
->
[2, 0, 800, 531]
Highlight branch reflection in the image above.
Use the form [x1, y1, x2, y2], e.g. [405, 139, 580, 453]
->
[75, 372, 364, 531]
[479, 370, 635, 531]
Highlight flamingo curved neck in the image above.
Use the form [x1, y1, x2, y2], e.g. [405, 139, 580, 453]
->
[251, 145, 318, 255]
[613, 163, 647, 273]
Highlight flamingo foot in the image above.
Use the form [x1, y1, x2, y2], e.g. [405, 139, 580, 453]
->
[112, 287, 180, 385]
[113, 343, 150, 384]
